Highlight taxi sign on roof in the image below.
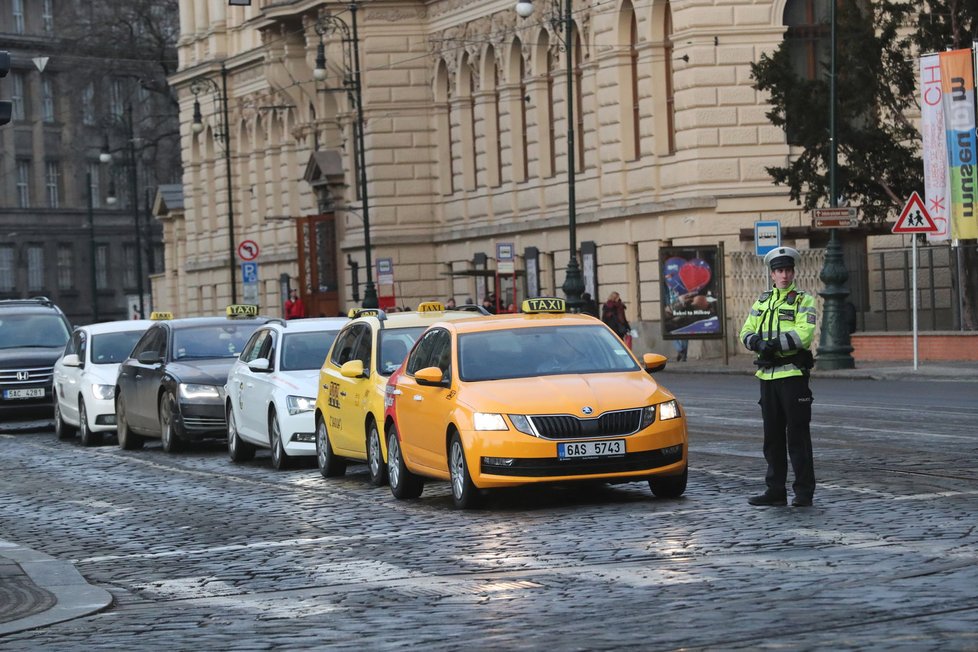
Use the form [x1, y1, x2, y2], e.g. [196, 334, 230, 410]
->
[522, 297, 566, 313]
[226, 304, 259, 318]
[417, 301, 445, 313]
[149, 311, 173, 320]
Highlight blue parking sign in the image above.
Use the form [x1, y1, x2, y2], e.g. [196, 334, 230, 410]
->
[241, 262, 259, 284]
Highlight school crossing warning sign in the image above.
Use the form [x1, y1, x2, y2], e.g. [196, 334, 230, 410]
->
[892, 192, 939, 234]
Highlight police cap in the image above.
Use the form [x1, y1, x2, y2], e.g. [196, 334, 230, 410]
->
[763, 246, 800, 271]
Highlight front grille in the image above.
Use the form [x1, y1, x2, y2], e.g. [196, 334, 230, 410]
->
[529, 408, 644, 440]
[480, 446, 683, 477]
[181, 415, 226, 432]
[0, 366, 55, 385]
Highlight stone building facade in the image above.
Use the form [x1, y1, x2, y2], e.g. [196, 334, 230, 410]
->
[165, 0, 903, 352]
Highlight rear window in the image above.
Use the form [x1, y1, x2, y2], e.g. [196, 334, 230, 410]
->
[281, 330, 341, 371]
[172, 323, 262, 360]
[0, 314, 70, 350]
[90, 330, 145, 364]
[377, 327, 426, 375]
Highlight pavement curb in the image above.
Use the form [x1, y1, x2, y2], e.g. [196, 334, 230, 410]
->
[0, 540, 113, 637]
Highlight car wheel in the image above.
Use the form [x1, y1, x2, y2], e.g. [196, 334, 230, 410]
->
[648, 466, 688, 499]
[387, 425, 423, 499]
[227, 405, 255, 462]
[448, 431, 480, 509]
[54, 400, 76, 440]
[316, 417, 346, 478]
[116, 395, 143, 450]
[269, 410, 291, 471]
[159, 392, 183, 453]
[366, 420, 387, 486]
[78, 399, 103, 447]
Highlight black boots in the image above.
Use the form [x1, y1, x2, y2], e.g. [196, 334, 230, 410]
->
[747, 492, 787, 506]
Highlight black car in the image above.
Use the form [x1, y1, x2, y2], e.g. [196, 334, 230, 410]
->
[115, 314, 266, 451]
[0, 298, 72, 420]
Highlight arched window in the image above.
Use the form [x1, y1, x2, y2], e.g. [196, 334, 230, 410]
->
[664, 0, 676, 154]
[618, 0, 640, 161]
[483, 48, 503, 187]
[435, 60, 454, 195]
[459, 55, 478, 190]
[783, 0, 831, 143]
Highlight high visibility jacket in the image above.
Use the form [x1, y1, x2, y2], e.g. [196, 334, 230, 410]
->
[739, 282, 817, 380]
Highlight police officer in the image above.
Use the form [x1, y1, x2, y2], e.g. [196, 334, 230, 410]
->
[739, 246, 817, 507]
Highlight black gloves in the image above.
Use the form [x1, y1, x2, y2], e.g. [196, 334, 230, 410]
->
[757, 338, 779, 356]
[745, 334, 761, 351]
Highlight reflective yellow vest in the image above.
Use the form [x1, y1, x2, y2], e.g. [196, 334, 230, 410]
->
[739, 282, 817, 380]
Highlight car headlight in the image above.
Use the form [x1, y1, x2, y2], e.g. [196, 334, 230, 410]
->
[473, 412, 508, 431]
[640, 405, 656, 429]
[508, 414, 535, 436]
[91, 384, 114, 400]
[178, 383, 222, 400]
[286, 395, 316, 415]
[658, 399, 681, 421]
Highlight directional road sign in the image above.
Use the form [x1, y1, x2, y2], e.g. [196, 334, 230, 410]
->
[812, 207, 858, 229]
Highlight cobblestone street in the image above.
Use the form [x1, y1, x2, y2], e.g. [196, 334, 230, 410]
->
[2, 375, 977, 650]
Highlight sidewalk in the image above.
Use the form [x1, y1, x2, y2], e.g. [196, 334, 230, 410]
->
[0, 539, 112, 637]
[660, 356, 978, 382]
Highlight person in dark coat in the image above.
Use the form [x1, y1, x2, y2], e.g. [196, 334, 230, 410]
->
[580, 292, 600, 318]
[601, 291, 630, 341]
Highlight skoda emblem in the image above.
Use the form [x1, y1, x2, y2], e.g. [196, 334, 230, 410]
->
[16, 371, 30, 381]
[581, 406, 593, 415]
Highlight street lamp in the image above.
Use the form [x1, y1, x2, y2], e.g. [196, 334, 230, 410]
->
[515, 0, 584, 310]
[313, 2, 378, 309]
[102, 104, 146, 319]
[86, 170, 99, 323]
[190, 65, 237, 304]
[815, 0, 854, 369]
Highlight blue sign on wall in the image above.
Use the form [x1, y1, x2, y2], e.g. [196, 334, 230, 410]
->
[241, 262, 259, 284]
[754, 221, 782, 257]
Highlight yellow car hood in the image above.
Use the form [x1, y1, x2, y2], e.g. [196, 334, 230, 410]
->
[458, 371, 671, 415]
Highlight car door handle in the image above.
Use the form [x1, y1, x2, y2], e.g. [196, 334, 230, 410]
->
[246, 383, 254, 388]
[339, 391, 347, 397]
[413, 395, 423, 402]
[135, 374, 143, 380]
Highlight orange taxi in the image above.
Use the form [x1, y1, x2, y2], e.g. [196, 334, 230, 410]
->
[383, 298, 688, 508]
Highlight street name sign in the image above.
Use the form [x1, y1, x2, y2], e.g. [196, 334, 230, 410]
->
[812, 207, 858, 229]
[754, 220, 781, 257]
[892, 192, 939, 234]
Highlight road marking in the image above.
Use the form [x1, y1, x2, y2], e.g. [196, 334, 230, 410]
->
[686, 412, 974, 441]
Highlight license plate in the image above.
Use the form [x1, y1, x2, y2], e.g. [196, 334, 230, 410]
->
[558, 439, 625, 459]
[3, 388, 46, 399]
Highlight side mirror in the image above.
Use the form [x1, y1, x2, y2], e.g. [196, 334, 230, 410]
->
[247, 358, 271, 373]
[137, 350, 162, 365]
[61, 353, 81, 368]
[340, 359, 366, 379]
[643, 353, 668, 374]
[415, 366, 446, 387]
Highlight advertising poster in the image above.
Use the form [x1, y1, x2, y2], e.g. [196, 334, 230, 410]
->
[940, 48, 978, 240]
[659, 246, 724, 339]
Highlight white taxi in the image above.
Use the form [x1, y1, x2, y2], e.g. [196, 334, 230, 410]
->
[225, 317, 346, 469]
[53, 319, 155, 446]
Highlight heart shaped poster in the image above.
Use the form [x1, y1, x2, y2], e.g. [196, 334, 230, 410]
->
[679, 258, 712, 294]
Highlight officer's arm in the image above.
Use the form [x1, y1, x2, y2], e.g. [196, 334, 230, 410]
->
[739, 302, 763, 351]
[778, 294, 817, 352]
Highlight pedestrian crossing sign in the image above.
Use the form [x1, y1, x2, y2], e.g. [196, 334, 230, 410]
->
[893, 192, 939, 234]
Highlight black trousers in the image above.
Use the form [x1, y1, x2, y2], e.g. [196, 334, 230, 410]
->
[759, 375, 815, 499]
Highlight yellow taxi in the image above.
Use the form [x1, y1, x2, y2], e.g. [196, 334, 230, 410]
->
[383, 298, 688, 508]
[314, 302, 487, 485]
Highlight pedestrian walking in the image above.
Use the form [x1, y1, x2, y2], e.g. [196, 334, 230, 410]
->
[739, 246, 817, 507]
[580, 292, 600, 318]
[671, 339, 689, 362]
[284, 289, 307, 319]
[601, 291, 631, 347]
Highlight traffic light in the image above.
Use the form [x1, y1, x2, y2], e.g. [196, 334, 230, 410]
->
[1, 51, 11, 126]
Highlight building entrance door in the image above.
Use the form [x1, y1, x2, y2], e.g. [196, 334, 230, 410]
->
[297, 214, 340, 318]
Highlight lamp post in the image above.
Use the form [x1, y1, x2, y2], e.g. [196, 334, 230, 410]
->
[190, 65, 237, 304]
[313, 2, 378, 309]
[102, 105, 145, 319]
[515, 0, 584, 310]
[815, 0, 855, 370]
[86, 171, 99, 323]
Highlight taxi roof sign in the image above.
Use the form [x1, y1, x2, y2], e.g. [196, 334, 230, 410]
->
[149, 311, 173, 320]
[417, 301, 445, 313]
[226, 304, 259, 318]
[522, 297, 566, 313]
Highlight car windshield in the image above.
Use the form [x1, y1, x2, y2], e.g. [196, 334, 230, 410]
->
[172, 323, 261, 360]
[377, 326, 426, 375]
[458, 325, 639, 382]
[91, 330, 145, 364]
[281, 330, 340, 371]
[0, 314, 70, 349]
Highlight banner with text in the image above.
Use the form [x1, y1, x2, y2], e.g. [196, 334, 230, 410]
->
[920, 53, 951, 241]
[940, 48, 978, 240]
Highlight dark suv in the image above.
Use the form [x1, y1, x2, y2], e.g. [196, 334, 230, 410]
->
[0, 298, 73, 419]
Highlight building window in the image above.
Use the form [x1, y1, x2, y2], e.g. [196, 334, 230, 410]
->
[153, 244, 164, 274]
[42, 78, 55, 122]
[95, 245, 109, 289]
[0, 246, 14, 291]
[110, 79, 124, 118]
[42, 0, 54, 32]
[12, 0, 25, 33]
[87, 162, 102, 208]
[123, 245, 137, 288]
[45, 161, 61, 208]
[11, 73, 26, 121]
[27, 245, 44, 291]
[16, 160, 31, 208]
[82, 83, 96, 125]
[57, 245, 73, 291]
[784, 0, 831, 144]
